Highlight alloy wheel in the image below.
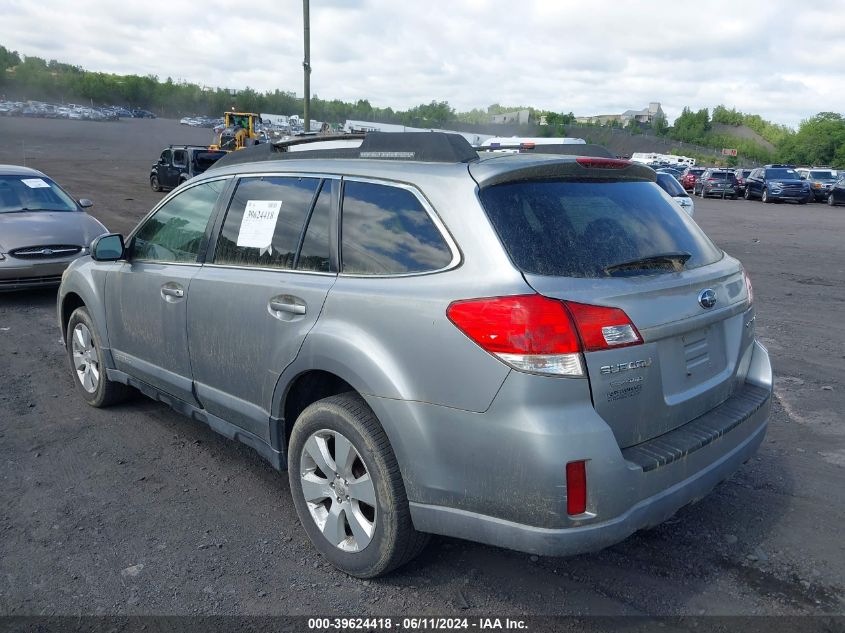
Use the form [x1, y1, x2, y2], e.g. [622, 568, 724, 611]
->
[300, 429, 377, 552]
[71, 323, 99, 393]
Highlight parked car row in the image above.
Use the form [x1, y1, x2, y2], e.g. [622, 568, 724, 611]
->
[179, 115, 223, 128]
[677, 164, 844, 205]
[0, 100, 155, 121]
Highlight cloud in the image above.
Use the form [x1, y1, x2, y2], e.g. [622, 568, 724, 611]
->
[2, 0, 844, 128]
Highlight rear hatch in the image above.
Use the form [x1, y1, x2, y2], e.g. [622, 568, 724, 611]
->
[472, 157, 754, 448]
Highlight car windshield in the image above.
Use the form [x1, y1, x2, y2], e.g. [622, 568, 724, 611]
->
[0, 175, 78, 213]
[478, 179, 721, 278]
[689, 168, 705, 176]
[809, 170, 834, 179]
[766, 168, 799, 179]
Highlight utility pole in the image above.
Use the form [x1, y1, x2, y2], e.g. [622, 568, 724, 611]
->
[303, 0, 311, 133]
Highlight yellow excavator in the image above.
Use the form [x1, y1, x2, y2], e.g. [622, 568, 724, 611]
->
[210, 112, 263, 151]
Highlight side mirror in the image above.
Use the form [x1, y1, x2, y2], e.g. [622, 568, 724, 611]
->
[91, 233, 125, 261]
[800, 176, 806, 180]
[78, 198, 94, 208]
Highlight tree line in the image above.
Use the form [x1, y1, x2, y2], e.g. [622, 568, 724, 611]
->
[2, 44, 843, 167]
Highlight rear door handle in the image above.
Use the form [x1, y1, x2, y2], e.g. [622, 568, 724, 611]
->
[269, 296, 306, 316]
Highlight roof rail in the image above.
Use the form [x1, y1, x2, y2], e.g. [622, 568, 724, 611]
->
[208, 131, 479, 171]
[474, 142, 616, 159]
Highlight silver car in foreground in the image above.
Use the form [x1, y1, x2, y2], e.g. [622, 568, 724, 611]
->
[57, 133, 772, 577]
[0, 165, 106, 291]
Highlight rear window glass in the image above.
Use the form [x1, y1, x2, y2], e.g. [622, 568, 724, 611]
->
[709, 171, 737, 181]
[478, 180, 722, 278]
[656, 173, 686, 197]
[341, 180, 453, 275]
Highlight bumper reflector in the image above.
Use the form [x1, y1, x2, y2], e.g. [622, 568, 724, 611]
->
[566, 460, 587, 515]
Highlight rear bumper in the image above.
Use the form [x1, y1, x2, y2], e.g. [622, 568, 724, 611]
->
[410, 410, 767, 556]
[369, 339, 772, 556]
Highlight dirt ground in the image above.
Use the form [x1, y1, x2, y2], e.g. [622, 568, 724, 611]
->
[0, 117, 843, 617]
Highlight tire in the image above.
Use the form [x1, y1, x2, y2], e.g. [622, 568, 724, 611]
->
[744, 187, 752, 200]
[829, 194, 836, 207]
[66, 307, 133, 407]
[762, 188, 770, 203]
[150, 174, 162, 192]
[287, 392, 429, 578]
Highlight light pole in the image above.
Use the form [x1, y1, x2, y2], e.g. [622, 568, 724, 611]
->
[303, 0, 311, 133]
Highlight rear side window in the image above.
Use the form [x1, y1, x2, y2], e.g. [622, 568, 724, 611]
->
[341, 180, 452, 275]
[478, 180, 722, 278]
[214, 176, 320, 269]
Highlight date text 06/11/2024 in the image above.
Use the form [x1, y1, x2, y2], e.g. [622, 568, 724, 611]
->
[307, 617, 528, 630]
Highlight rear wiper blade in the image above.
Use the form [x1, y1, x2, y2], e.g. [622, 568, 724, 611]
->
[604, 251, 691, 275]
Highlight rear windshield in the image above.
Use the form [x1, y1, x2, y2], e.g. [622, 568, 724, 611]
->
[709, 171, 737, 181]
[478, 180, 722, 278]
[688, 168, 705, 175]
[656, 173, 686, 196]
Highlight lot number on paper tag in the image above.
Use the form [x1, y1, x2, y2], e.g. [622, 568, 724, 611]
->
[237, 200, 282, 255]
[22, 178, 51, 189]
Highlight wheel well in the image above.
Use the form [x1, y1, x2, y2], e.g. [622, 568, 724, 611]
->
[283, 371, 355, 446]
[61, 292, 85, 340]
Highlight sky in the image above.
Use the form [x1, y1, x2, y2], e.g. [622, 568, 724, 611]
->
[3, 0, 844, 128]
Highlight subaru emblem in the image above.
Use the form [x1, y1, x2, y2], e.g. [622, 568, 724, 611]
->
[698, 288, 717, 309]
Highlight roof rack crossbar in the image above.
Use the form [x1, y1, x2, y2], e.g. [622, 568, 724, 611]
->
[209, 131, 480, 170]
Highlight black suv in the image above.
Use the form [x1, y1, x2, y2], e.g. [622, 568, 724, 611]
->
[150, 146, 228, 192]
[744, 164, 811, 203]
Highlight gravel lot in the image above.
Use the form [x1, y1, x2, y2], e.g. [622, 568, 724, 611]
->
[0, 117, 843, 617]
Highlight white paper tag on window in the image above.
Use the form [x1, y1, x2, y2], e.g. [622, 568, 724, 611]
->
[21, 178, 51, 189]
[236, 200, 282, 255]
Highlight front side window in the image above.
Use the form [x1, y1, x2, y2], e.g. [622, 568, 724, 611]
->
[214, 176, 320, 269]
[341, 180, 453, 275]
[131, 180, 225, 262]
[173, 150, 187, 167]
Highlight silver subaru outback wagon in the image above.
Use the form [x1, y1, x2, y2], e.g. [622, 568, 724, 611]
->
[58, 133, 772, 577]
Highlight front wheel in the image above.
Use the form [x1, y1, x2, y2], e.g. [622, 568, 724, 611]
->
[66, 307, 133, 407]
[744, 187, 752, 200]
[829, 194, 836, 207]
[762, 188, 770, 203]
[150, 174, 162, 192]
[288, 393, 429, 578]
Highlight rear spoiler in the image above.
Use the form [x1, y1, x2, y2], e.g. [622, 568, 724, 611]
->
[469, 156, 657, 189]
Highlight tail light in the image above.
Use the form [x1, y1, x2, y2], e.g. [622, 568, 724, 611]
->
[743, 269, 754, 305]
[446, 295, 642, 377]
[566, 461, 587, 515]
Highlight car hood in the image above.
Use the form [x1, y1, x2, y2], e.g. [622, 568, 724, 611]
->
[0, 211, 107, 252]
